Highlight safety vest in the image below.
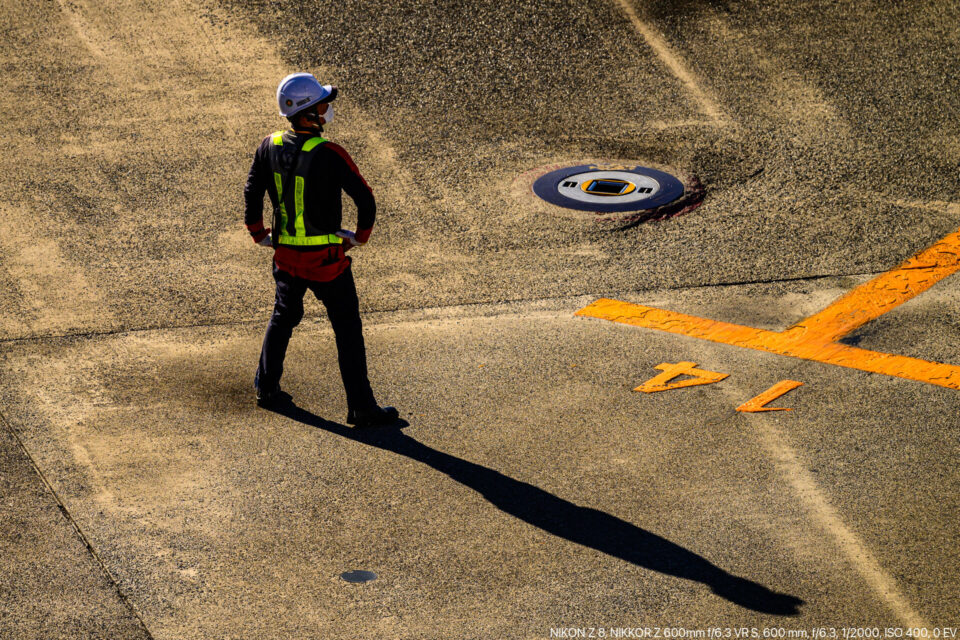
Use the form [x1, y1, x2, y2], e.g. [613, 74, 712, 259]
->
[267, 130, 345, 249]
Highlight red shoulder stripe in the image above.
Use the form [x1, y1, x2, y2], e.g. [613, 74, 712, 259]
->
[325, 142, 372, 191]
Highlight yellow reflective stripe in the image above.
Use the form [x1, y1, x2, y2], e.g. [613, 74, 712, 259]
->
[273, 171, 288, 231]
[277, 233, 344, 246]
[291, 138, 325, 236]
[301, 136, 327, 152]
[272, 131, 284, 145]
[294, 175, 306, 237]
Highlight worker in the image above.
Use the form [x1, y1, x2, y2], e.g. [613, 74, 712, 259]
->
[243, 72, 399, 427]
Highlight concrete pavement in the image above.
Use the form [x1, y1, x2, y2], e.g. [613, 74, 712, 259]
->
[0, 0, 957, 636]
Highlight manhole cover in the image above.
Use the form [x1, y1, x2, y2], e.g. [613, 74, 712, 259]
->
[340, 570, 377, 583]
[532, 163, 685, 213]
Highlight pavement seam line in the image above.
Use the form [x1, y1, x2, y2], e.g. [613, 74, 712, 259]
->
[0, 409, 157, 640]
[0, 269, 899, 347]
[712, 360, 928, 625]
[852, 191, 960, 217]
[747, 409, 930, 628]
[608, 0, 731, 125]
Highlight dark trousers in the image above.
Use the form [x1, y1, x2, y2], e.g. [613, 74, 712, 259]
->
[256, 263, 376, 411]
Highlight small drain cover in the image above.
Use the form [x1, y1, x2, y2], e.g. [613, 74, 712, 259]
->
[533, 163, 684, 212]
[340, 570, 377, 583]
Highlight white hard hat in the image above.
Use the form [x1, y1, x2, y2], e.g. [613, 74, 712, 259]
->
[277, 72, 337, 118]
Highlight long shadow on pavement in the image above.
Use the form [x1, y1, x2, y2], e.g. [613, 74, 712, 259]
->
[269, 401, 803, 615]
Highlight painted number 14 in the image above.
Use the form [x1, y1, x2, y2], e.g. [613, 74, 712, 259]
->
[636, 361, 803, 412]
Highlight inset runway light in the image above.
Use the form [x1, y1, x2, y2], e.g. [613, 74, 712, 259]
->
[532, 163, 684, 212]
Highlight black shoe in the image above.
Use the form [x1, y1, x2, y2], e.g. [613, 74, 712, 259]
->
[347, 405, 400, 427]
[256, 385, 287, 408]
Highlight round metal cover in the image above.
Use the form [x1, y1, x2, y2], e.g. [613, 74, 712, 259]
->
[532, 164, 684, 212]
[340, 570, 377, 583]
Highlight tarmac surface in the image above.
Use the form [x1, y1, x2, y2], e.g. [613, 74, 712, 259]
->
[0, 0, 957, 637]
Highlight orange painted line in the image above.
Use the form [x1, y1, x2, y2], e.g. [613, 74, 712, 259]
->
[576, 229, 960, 389]
[576, 298, 960, 390]
[737, 380, 804, 412]
[576, 300, 780, 351]
[784, 229, 960, 343]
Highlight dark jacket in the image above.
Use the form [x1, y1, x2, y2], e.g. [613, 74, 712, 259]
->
[244, 130, 375, 281]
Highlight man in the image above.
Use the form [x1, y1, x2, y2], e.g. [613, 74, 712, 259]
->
[244, 72, 399, 427]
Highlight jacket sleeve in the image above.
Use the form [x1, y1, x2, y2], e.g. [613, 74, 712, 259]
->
[327, 142, 376, 243]
[243, 138, 272, 244]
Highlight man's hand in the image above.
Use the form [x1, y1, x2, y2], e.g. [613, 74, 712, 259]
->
[257, 230, 272, 247]
[335, 229, 364, 251]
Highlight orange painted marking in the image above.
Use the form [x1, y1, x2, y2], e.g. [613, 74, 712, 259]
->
[784, 229, 960, 344]
[737, 380, 804, 412]
[634, 361, 728, 393]
[576, 228, 960, 390]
